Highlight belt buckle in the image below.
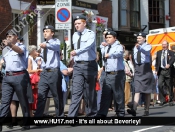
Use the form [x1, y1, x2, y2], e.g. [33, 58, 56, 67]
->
[81, 61, 85, 64]
[111, 72, 114, 74]
[47, 69, 51, 72]
[9, 71, 13, 76]
[111, 71, 116, 75]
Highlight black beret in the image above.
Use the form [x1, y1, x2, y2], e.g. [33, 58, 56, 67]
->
[105, 31, 117, 37]
[43, 25, 55, 32]
[103, 28, 113, 33]
[74, 15, 86, 22]
[137, 32, 147, 37]
[6, 30, 18, 36]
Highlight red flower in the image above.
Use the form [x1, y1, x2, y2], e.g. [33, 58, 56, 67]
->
[96, 17, 101, 24]
[23, 10, 30, 14]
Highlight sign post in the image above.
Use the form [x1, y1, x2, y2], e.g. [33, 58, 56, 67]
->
[55, 0, 72, 30]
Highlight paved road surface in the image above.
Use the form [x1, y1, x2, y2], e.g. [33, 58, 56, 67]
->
[2, 100, 175, 132]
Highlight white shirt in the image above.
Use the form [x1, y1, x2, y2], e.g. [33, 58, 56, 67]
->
[161, 50, 167, 68]
[28, 56, 38, 76]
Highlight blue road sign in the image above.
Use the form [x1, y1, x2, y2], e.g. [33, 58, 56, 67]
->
[57, 8, 70, 22]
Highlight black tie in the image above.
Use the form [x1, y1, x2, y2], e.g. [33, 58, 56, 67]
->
[43, 42, 48, 63]
[107, 45, 111, 53]
[137, 51, 141, 64]
[162, 50, 166, 67]
[103, 45, 111, 62]
[77, 33, 82, 49]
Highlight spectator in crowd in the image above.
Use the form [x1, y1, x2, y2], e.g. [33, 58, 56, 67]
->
[155, 40, 175, 106]
[123, 50, 133, 106]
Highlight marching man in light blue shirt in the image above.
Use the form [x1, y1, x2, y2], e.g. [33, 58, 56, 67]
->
[0, 30, 30, 131]
[34, 25, 64, 117]
[68, 15, 98, 117]
[97, 31, 126, 117]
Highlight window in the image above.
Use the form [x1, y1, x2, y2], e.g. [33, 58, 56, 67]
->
[149, 0, 164, 23]
[12, 13, 23, 36]
[130, 0, 140, 27]
[119, 0, 140, 30]
[120, 0, 128, 26]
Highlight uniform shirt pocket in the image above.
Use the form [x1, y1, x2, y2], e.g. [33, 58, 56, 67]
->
[72, 36, 78, 49]
[11, 52, 20, 68]
[80, 37, 88, 48]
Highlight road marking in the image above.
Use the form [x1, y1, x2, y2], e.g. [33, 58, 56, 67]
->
[133, 126, 163, 132]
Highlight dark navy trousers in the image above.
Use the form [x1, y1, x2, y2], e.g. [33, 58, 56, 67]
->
[34, 69, 63, 117]
[68, 61, 97, 117]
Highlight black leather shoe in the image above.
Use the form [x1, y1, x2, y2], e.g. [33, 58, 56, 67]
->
[35, 124, 41, 127]
[43, 114, 53, 117]
[143, 111, 149, 116]
[127, 102, 133, 109]
[6, 124, 13, 129]
[127, 109, 136, 116]
[169, 102, 174, 106]
[0, 125, 2, 132]
[21, 126, 30, 131]
[159, 102, 166, 106]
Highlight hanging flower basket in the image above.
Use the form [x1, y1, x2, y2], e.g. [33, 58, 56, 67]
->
[19, 6, 38, 45]
[82, 10, 95, 29]
[81, 10, 107, 33]
[95, 17, 106, 33]
[21, 10, 37, 26]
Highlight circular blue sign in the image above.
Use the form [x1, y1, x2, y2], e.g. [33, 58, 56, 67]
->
[57, 8, 70, 22]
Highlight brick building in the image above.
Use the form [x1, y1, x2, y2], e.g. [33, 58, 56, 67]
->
[170, 0, 175, 26]
[0, 0, 37, 49]
[1, 0, 172, 53]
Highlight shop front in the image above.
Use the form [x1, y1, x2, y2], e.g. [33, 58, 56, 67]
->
[116, 31, 137, 51]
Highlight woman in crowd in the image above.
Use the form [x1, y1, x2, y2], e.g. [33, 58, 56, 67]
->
[27, 45, 42, 116]
[151, 52, 160, 105]
[96, 51, 103, 111]
[123, 50, 133, 106]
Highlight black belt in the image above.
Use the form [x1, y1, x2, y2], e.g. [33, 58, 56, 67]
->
[76, 60, 95, 64]
[6, 70, 26, 76]
[45, 68, 59, 72]
[161, 68, 168, 71]
[106, 70, 124, 74]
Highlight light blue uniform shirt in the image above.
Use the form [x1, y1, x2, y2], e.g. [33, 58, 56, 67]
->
[133, 42, 152, 64]
[73, 28, 96, 61]
[101, 41, 124, 72]
[3, 43, 27, 72]
[60, 61, 69, 92]
[40, 38, 60, 69]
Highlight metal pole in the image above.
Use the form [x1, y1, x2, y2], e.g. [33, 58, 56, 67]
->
[64, 30, 67, 65]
